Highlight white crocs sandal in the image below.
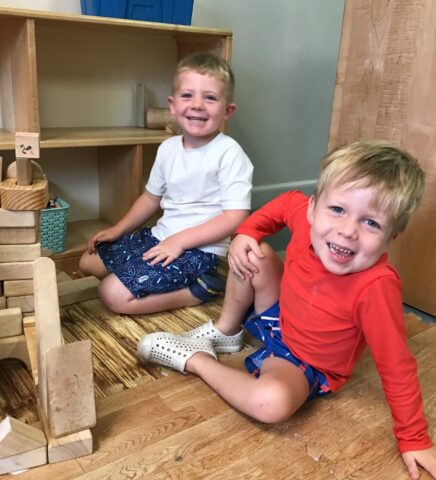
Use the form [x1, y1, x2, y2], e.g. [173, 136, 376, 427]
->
[182, 319, 243, 353]
[137, 332, 217, 373]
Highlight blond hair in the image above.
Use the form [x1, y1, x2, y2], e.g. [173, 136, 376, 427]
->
[314, 140, 425, 235]
[173, 52, 235, 102]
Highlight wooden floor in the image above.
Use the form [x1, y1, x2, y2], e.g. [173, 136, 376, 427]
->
[1, 301, 435, 479]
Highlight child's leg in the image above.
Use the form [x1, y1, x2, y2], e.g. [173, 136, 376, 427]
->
[190, 352, 309, 423]
[78, 250, 109, 279]
[98, 273, 202, 314]
[214, 241, 283, 336]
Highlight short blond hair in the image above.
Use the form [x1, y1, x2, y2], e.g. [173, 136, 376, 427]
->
[314, 140, 425, 235]
[173, 52, 235, 102]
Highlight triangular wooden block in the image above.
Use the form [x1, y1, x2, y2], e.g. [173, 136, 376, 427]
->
[0, 416, 46, 457]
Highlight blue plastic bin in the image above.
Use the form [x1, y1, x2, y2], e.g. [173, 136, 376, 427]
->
[81, 0, 194, 25]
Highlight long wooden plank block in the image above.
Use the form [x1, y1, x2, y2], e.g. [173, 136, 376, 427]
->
[46, 340, 96, 438]
[58, 276, 99, 306]
[7, 294, 34, 312]
[0, 261, 34, 280]
[0, 227, 38, 245]
[33, 257, 63, 418]
[4, 279, 34, 296]
[0, 208, 38, 227]
[0, 243, 41, 262]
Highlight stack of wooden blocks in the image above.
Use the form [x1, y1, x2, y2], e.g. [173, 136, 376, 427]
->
[0, 133, 99, 474]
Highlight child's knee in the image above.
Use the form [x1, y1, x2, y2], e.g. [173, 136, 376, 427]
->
[78, 251, 92, 275]
[250, 381, 296, 424]
[98, 275, 132, 313]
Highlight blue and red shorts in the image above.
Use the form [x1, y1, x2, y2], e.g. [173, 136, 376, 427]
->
[97, 227, 219, 299]
[243, 302, 331, 400]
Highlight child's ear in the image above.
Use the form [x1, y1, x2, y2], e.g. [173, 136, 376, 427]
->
[167, 96, 175, 114]
[224, 102, 237, 120]
[307, 195, 316, 225]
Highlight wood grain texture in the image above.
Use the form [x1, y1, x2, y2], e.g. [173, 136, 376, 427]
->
[0, 178, 48, 211]
[0, 299, 433, 479]
[328, 0, 436, 315]
[33, 257, 63, 418]
[46, 340, 96, 438]
[0, 415, 46, 457]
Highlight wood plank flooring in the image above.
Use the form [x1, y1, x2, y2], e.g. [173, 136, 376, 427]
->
[0, 302, 435, 479]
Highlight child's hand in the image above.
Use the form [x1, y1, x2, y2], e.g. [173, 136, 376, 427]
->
[88, 227, 122, 254]
[228, 234, 265, 280]
[142, 237, 183, 267]
[402, 446, 436, 479]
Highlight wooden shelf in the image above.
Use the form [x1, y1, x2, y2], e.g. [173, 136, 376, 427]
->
[0, 127, 171, 150]
[52, 218, 111, 260]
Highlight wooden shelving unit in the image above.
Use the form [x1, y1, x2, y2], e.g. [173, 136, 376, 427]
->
[0, 7, 232, 274]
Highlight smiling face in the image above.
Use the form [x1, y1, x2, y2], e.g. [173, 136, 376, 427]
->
[168, 70, 236, 149]
[307, 182, 395, 275]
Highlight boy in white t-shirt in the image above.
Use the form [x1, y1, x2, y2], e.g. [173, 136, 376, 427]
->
[79, 53, 253, 315]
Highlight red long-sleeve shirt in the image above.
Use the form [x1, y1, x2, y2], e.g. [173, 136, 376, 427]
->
[236, 191, 431, 453]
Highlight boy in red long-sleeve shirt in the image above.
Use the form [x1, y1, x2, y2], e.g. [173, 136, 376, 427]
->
[138, 140, 436, 479]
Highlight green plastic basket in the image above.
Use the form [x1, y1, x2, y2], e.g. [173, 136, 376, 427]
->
[40, 197, 70, 253]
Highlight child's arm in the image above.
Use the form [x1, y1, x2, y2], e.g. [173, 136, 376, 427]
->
[87, 190, 161, 253]
[142, 209, 248, 267]
[402, 447, 436, 480]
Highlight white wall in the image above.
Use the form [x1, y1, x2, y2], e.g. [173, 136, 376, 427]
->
[192, 0, 344, 209]
[0, 0, 80, 14]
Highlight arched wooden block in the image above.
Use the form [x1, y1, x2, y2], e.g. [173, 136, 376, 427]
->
[0, 179, 48, 211]
[6, 160, 46, 180]
[0, 335, 31, 370]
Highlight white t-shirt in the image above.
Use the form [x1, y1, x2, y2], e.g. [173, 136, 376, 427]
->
[146, 133, 253, 256]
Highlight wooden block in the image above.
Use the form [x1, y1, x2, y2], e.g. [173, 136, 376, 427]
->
[16, 157, 33, 186]
[0, 416, 47, 457]
[146, 107, 173, 129]
[0, 308, 23, 338]
[48, 428, 92, 464]
[7, 295, 34, 313]
[33, 257, 63, 418]
[37, 403, 93, 464]
[0, 416, 47, 474]
[23, 314, 36, 327]
[0, 243, 41, 263]
[0, 208, 38, 227]
[0, 296, 6, 309]
[136, 82, 145, 127]
[0, 178, 49, 211]
[6, 160, 46, 181]
[0, 335, 31, 369]
[4, 279, 34, 297]
[0, 261, 34, 280]
[0, 446, 47, 474]
[15, 132, 40, 159]
[23, 320, 38, 383]
[0, 227, 38, 245]
[46, 340, 96, 438]
[58, 276, 100, 306]
[56, 270, 73, 283]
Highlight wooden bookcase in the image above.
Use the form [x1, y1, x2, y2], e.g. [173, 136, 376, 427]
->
[0, 7, 232, 274]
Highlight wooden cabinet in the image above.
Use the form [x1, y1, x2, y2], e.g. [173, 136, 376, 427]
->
[0, 7, 232, 273]
[328, 0, 436, 315]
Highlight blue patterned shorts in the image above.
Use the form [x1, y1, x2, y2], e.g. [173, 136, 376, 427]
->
[97, 227, 219, 298]
[243, 302, 331, 400]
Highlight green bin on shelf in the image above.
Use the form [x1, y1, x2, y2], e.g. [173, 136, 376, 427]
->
[40, 198, 70, 254]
